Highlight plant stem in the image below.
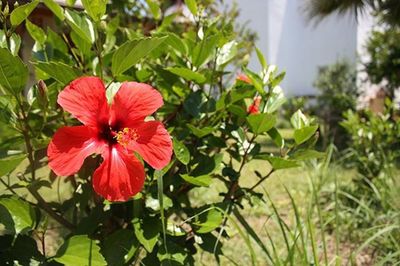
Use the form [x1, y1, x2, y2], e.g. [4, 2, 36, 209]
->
[224, 135, 256, 201]
[28, 186, 75, 230]
[15, 96, 75, 230]
[234, 169, 275, 201]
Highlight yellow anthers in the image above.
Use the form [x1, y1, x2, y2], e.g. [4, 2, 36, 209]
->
[115, 128, 139, 147]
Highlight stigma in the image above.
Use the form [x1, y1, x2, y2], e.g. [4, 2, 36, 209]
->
[115, 128, 139, 147]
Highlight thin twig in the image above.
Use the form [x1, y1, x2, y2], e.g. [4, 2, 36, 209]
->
[28, 186, 75, 230]
[15, 96, 75, 230]
[234, 169, 275, 201]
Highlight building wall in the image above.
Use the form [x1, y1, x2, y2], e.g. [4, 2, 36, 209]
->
[225, 0, 361, 96]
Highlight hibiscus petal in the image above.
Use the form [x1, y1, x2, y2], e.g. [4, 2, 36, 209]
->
[110, 82, 163, 128]
[58, 76, 109, 128]
[92, 146, 145, 201]
[48, 126, 104, 176]
[129, 121, 172, 170]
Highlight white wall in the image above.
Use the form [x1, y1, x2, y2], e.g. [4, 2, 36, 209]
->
[225, 0, 360, 96]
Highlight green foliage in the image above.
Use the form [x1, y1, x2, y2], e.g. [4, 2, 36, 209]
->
[54, 235, 106, 266]
[0, 1, 321, 265]
[0, 48, 28, 94]
[43, 0, 65, 20]
[0, 197, 36, 234]
[364, 27, 400, 97]
[246, 113, 276, 134]
[10, 0, 39, 26]
[82, 0, 107, 22]
[185, 0, 198, 16]
[111, 37, 167, 76]
[341, 102, 400, 179]
[314, 60, 357, 148]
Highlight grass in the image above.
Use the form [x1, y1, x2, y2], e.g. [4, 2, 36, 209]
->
[191, 150, 360, 265]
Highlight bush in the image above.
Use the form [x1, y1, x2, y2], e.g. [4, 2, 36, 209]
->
[0, 1, 321, 264]
[341, 101, 400, 179]
[313, 60, 357, 149]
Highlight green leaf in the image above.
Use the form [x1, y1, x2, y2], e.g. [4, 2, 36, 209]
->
[145, 193, 173, 211]
[243, 67, 265, 95]
[270, 71, 286, 88]
[82, 0, 107, 22]
[133, 218, 160, 253]
[180, 174, 212, 187]
[185, 0, 198, 16]
[246, 113, 276, 134]
[294, 125, 318, 145]
[290, 109, 309, 129]
[265, 86, 286, 113]
[163, 33, 188, 56]
[157, 240, 188, 265]
[0, 154, 26, 177]
[33, 61, 81, 85]
[0, 31, 6, 49]
[228, 104, 247, 118]
[112, 37, 167, 76]
[192, 35, 219, 68]
[146, 0, 161, 20]
[102, 229, 138, 266]
[70, 30, 92, 56]
[192, 154, 223, 176]
[65, 9, 95, 44]
[0, 48, 28, 94]
[173, 139, 190, 165]
[10, 0, 39, 26]
[255, 47, 267, 70]
[267, 128, 284, 148]
[254, 155, 299, 170]
[194, 209, 223, 234]
[25, 20, 46, 45]
[66, 0, 77, 6]
[187, 124, 214, 138]
[0, 197, 36, 234]
[8, 33, 21, 55]
[183, 91, 203, 117]
[167, 67, 206, 84]
[43, 0, 65, 20]
[46, 28, 68, 53]
[216, 40, 238, 67]
[229, 86, 256, 104]
[55, 235, 106, 266]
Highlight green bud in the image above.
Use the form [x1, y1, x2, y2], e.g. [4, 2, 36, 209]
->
[37, 80, 48, 108]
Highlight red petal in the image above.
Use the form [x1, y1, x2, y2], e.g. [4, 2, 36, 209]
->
[236, 73, 252, 84]
[47, 126, 104, 176]
[58, 77, 109, 128]
[92, 146, 145, 201]
[110, 82, 163, 128]
[129, 121, 172, 170]
[247, 104, 259, 114]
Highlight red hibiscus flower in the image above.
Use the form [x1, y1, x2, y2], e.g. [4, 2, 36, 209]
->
[248, 96, 262, 114]
[236, 73, 252, 84]
[47, 77, 172, 202]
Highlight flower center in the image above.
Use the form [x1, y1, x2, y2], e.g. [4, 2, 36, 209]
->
[115, 128, 139, 147]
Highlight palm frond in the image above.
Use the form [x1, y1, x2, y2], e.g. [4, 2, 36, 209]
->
[303, 0, 374, 23]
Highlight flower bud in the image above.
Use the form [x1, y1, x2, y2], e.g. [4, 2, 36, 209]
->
[236, 73, 252, 84]
[37, 80, 48, 108]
